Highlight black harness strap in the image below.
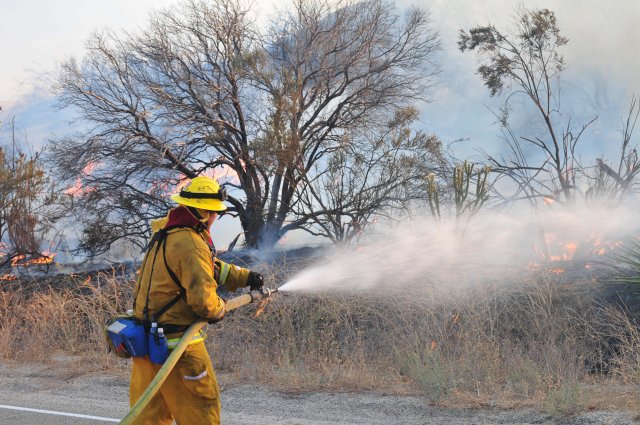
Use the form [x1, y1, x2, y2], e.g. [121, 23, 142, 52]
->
[161, 229, 185, 291]
[142, 230, 165, 324]
[151, 232, 186, 323]
[137, 221, 217, 328]
[133, 319, 189, 334]
[133, 227, 173, 313]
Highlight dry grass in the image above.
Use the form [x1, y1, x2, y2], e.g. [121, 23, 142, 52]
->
[1, 265, 639, 415]
[0, 273, 132, 373]
[211, 269, 640, 414]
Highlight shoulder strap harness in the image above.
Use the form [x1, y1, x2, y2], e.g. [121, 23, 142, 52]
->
[133, 222, 215, 329]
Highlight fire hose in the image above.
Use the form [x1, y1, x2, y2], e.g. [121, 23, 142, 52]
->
[119, 287, 277, 425]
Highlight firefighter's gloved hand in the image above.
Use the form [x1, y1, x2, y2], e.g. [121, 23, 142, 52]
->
[208, 303, 226, 324]
[247, 271, 264, 291]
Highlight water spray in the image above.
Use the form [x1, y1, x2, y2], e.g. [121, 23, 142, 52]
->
[119, 287, 277, 425]
[274, 205, 640, 295]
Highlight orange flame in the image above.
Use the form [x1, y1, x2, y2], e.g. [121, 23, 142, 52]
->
[171, 166, 241, 197]
[64, 178, 96, 197]
[0, 274, 17, 281]
[534, 231, 625, 271]
[11, 253, 55, 267]
[277, 233, 291, 246]
[25, 255, 55, 266]
[543, 196, 555, 206]
[590, 238, 623, 257]
[537, 230, 628, 272]
[254, 298, 272, 317]
[64, 161, 98, 197]
[204, 165, 240, 186]
[82, 161, 97, 175]
[173, 176, 190, 194]
[545, 234, 578, 262]
[561, 242, 577, 261]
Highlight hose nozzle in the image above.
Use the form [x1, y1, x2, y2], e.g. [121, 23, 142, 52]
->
[250, 287, 277, 302]
[226, 287, 277, 312]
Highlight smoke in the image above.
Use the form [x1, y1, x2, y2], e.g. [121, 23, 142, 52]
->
[279, 204, 639, 293]
[414, 0, 640, 165]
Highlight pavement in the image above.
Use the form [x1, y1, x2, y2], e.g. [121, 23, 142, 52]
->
[0, 362, 638, 425]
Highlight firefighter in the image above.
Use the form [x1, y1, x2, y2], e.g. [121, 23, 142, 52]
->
[130, 175, 264, 425]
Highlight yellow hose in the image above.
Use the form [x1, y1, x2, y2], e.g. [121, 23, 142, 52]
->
[119, 290, 265, 425]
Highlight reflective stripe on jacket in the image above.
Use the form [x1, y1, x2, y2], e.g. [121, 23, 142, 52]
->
[214, 258, 251, 292]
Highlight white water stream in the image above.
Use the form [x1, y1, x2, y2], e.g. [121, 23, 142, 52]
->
[278, 205, 638, 293]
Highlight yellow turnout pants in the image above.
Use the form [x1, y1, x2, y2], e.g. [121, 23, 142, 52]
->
[129, 342, 221, 425]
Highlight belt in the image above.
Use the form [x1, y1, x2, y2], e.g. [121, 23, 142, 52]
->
[133, 318, 190, 334]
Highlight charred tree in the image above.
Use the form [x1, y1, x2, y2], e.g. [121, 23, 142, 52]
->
[296, 108, 446, 244]
[52, 0, 440, 253]
[587, 96, 640, 202]
[251, 0, 440, 246]
[459, 6, 596, 206]
[0, 119, 61, 268]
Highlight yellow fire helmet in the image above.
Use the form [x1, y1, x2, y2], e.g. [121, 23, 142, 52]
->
[170, 176, 228, 212]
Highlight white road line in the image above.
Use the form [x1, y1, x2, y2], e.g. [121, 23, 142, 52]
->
[0, 404, 120, 422]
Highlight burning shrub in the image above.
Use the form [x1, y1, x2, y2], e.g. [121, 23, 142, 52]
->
[0, 127, 62, 274]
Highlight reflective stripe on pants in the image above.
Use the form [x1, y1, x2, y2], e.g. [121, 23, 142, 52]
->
[129, 342, 220, 425]
[166, 330, 206, 349]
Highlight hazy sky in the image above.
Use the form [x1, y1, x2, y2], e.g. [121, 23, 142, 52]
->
[0, 0, 293, 105]
[2, 0, 637, 152]
[1, 0, 638, 249]
[2, 0, 637, 104]
[417, 0, 640, 150]
[0, 0, 167, 105]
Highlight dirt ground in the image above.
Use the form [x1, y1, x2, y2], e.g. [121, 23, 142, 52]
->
[0, 361, 638, 425]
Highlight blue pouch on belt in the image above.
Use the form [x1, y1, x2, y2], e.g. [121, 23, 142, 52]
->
[148, 325, 169, 364]
[106, 317, 148, 358]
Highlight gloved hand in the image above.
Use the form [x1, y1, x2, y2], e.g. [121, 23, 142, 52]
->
[247, 271, 264, 291]
[208, 303, 226, 324]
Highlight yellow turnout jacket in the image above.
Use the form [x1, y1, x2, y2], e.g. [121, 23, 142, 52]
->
[133, 207, 250, 328]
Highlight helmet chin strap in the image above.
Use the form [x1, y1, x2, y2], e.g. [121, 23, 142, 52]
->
[186, 206, 210, 223]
